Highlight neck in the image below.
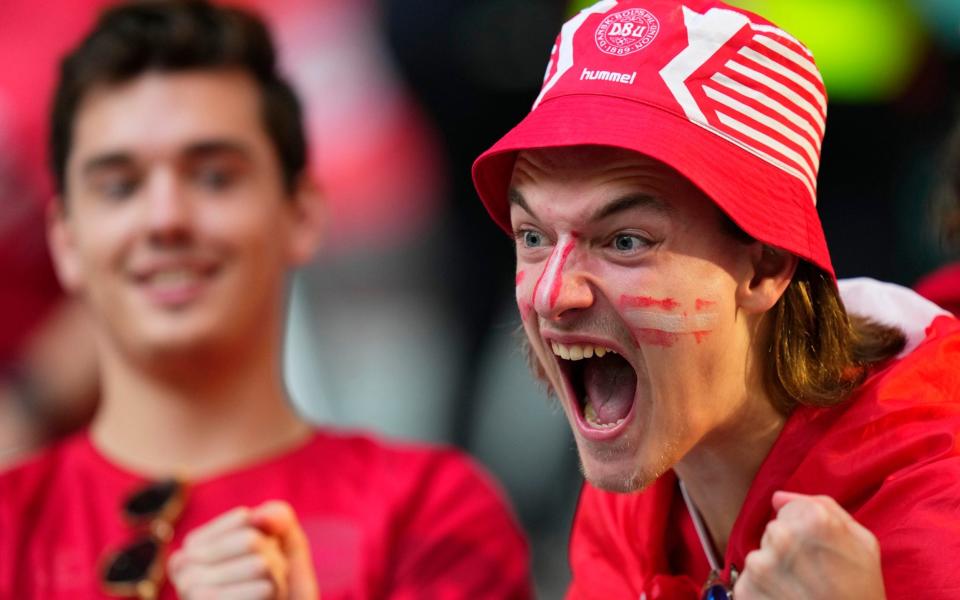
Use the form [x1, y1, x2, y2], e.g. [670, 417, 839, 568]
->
[674, 393, 786, 559]
[90, 330, 310, 480]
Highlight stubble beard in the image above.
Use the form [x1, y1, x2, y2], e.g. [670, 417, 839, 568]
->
[576, 432, 678, 493]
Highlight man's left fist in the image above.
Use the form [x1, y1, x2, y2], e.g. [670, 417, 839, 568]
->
[733, 491, 886, 600]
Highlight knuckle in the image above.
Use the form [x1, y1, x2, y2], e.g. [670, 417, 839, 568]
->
[813, 494, 840, 510]
[242, 528, 267, 553]
[791, 498, 834, 533]
[863, 528, 882, 556]
[265, 499, 294, 514]
[744, 549, 774, 581]
[194, 588, 220, 600]
[183, 530, 201, 549]
[251, 579, 277, 599]
[764, 520, 794, 553]
[175, 568, 197, 591]
[247, 553, 272, 577]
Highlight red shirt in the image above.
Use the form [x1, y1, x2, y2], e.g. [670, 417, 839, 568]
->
[0, 430, 532, 599]
[568, 315, 960, 600]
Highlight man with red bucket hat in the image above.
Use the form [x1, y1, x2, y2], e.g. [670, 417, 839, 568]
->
[473, 0, 960, 598]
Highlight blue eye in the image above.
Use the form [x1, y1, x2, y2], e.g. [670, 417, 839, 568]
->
[521, 230, 545, 248]
[612, 234, 649, 252]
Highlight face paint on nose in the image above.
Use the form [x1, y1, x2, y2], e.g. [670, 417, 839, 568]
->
[620, 295, 719, 347]
[533, 234, 578, 314]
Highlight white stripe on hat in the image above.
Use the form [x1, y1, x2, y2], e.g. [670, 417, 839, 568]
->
[750, 23, 814, 59]
[690, 116, 817, 202]
[711, 72, 822, 150]
[660, 6, 751, 125]
[737, 47, 826, 114]
[661, 5, 824, 204]
[725, 59, 826, 134]
[715, 111, 817, 187]
[704, 85, 818, 170]
[753, 35, 824, 87]
[533, 0, 617, 109]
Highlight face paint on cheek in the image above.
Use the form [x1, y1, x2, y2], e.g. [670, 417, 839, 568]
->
[693, 331, 711, 343]
[692, 299, 717, 343]
[515, 270, 535, 318]
[695, 298, 716, 310]
[621, 294, 680, 311]
[634, 329, 680, 347]
[619, 296, 719, 347]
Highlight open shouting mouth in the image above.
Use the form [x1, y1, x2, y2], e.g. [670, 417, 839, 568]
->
[549, 339, 639, 440]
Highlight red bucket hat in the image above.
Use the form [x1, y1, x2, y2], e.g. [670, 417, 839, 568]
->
[472, 0, 833, 276]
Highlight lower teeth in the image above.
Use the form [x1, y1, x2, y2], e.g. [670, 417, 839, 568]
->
[583, 399, 625, 429]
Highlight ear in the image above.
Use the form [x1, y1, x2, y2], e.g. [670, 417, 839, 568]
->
[46, 197, 84, 293]
[284, 175, 325, 266]
[736, 243, 798, 314]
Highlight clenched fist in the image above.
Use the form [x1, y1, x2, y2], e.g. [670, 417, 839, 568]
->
[733, 491, 885, 600]
[169, 501, 319, 599]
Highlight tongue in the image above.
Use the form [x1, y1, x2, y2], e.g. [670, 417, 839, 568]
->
[583, 355, 637, 424]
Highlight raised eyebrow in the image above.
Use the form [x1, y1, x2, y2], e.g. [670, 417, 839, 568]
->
[590, 194, 671, 222]
[508, 188, 541, 222]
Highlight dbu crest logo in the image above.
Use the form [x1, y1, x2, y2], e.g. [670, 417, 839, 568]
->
[595, 8, 660, 56]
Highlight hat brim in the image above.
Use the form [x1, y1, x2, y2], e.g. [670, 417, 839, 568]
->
[472, 93, 832, 276]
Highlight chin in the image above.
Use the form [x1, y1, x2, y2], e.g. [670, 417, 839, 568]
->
[577, 440, 662, 494]
[575, 434, 665, 494]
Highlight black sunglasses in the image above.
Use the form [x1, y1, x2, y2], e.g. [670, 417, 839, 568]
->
[101, 478, 186, 599]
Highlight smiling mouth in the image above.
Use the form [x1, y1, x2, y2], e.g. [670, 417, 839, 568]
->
[551, 341, 638, 432]
[132, 262, 221, 306]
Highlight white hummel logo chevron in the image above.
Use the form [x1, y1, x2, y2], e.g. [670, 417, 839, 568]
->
[534, 0, 617, 109]
[660, 6, 828, 204]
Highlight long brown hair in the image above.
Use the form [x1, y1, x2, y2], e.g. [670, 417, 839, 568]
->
[764, 261, 905, 413]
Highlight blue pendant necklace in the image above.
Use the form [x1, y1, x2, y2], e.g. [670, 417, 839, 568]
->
[679, 480, 738, 600]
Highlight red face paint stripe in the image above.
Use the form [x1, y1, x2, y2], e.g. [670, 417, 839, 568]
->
[548, 240, 577, 309]
[516, 271, 526, 286]
[621, 295, 680, 311]
[633, 328, 679, 347]
[695, 299, 716, 310]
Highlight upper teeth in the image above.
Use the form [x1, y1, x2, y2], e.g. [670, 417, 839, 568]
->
[149, 269, 200, 285]
[551, 342, 615, 360]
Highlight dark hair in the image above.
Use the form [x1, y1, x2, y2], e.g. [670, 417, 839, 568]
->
[50, 0, 306, 196]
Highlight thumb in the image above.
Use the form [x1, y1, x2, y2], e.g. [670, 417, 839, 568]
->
[250, 501, 319, 599]
[770, 490, 807, 513]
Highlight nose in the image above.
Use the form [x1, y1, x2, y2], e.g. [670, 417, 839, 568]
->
[533, 236, 594, 320]
[144, 170, 191, 242]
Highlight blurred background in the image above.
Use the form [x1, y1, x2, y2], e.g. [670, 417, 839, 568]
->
[2, 0, 960, 596]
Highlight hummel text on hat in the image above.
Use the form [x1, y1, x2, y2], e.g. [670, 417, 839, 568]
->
[580, 68, 637, 85]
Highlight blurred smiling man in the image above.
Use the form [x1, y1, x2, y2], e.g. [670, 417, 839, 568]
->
[473, 0, 960, 598]
[0, 1, 531, 599]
